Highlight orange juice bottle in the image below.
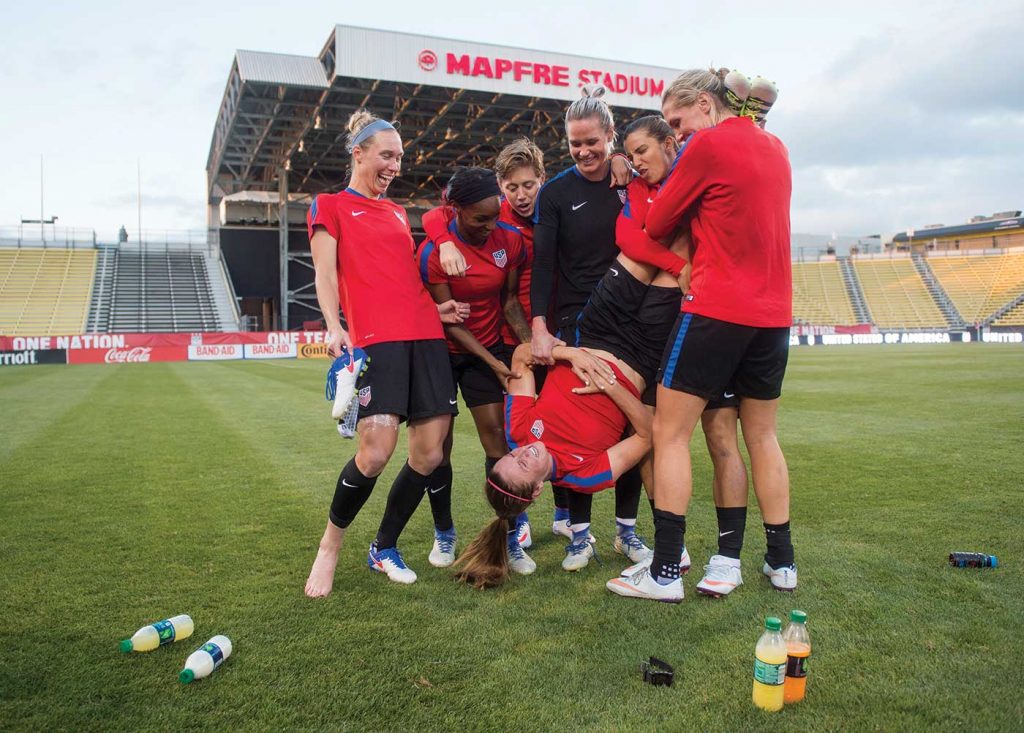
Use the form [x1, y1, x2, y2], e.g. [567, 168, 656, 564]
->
[783, 610, 811, 703]
[752, 616, 786, 711]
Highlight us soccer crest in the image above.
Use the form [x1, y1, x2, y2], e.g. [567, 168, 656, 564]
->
[530, 419, 544, 439]
[492, 249, 507, 268]
[358, 386, 372, 407]
[617, 189, 627, 204]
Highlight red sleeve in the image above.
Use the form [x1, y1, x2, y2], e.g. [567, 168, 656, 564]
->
[646, 133, 712, 241]
[307, 194, 340, 241]
[556, 453, 614, 494]
[422, 206, 455, 245]
[503, 394, 537, 450]
[616, 185, 688, 277]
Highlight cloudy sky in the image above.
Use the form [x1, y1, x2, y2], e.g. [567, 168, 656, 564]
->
[1, 0, 1021, 241]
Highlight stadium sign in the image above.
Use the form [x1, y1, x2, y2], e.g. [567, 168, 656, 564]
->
[0, 349, 67, 366]
[334, 25, 677, 110]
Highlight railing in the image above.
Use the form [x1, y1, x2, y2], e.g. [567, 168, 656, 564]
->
[0, 225, 217, 253]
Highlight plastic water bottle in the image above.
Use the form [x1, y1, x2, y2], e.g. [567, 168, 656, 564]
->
[783, 610, 811, 703]
[949, 552, 997, 568]
[179, 635, 233, 683]
[120, 614, 194, 653]
[752, 616, 786, 712]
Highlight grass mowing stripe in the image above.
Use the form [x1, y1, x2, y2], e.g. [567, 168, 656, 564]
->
[0, 347, 1022, 730]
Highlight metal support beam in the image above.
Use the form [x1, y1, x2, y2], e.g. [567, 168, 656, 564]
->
[278, 168, 289, 330]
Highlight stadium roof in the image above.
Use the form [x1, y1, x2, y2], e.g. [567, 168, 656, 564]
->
[206, 24, 681, 210]
[891, 216, 1024, 242]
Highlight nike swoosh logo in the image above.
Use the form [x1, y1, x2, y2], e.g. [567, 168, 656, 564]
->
[723, 392, 735, 399]
[647, 197, 655, 203]
[609, 268, 619, 277]
[351, 211, 366, 217]
[449, 399, 458, 405]
[429, 484, 447, 494]
[719, 530, 734, 537]
[342, 479, 357, 488]
[571, 202, 587, 211]
[570, 454, 584, 462]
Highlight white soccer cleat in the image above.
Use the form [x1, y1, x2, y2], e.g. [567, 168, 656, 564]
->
[508, 541, 537, 575]
[337, 397, 359, 439]
[696, 555, 744, 598]
[613, 532, 653, 564]
[553, 519, 596, 544]
[367, 543, 417, 584]
[327, 348, 368, 419]
[741, 76, 778, 127]
[562, 536, 597, 572]
[428, 529, 457, 568]
[763, 562, 797, 592]
[606, 566, 683, 603]
[723, 70, 750, 115]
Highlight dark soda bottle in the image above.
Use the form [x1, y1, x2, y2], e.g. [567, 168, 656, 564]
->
[948, 552, 997, 568]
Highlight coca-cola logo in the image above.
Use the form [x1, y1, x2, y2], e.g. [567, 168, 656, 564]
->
[105, 347, 152, 363]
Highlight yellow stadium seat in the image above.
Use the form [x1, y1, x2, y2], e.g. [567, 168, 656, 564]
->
[0, 249, 97, 336]
[853, 256, 946, 329]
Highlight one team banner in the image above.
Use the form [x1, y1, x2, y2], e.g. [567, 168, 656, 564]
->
[0, 328, 1021, 367]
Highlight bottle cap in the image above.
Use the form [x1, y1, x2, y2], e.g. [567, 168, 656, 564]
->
[765, 617, 782, 631]
[790, 610, 807, 623]
[119, 639, 133, 653]
[179, 669, 195, 684]
[990, 556, 998, 568]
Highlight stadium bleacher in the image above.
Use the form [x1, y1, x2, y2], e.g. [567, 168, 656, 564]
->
[0, 248, 96, 335]
[852, 256, 947, 329]
[792, 260, 859, 325]
[928, 251, 1024, 324]
[100, 250, 224, 332]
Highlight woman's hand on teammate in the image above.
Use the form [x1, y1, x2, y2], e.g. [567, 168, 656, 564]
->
[530, 325, 564, 365]
[492, 361, 522, 388]
[438, 239, 468, 278]
[326, 326, 352, 358]
[437, 299, 470, 324]
[566, 349, 616, 393]
[609, 153, 633, 187]
[677, 263, 692, 295]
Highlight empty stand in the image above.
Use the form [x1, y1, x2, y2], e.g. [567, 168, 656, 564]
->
[0, 248, 96, 336]
[792, 261, 859, 325]
[853, 256, 946, 329]
[927, 251, 1024, 325]
[102, 250, 225, 332]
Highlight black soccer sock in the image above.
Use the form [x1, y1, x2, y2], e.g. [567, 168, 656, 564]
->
[651, 509, 686, 583]
[567, 489, 593, 527]
[552, 485, 569, 511]
[374, 462, 430, 550]
[614, 465, 642, 522]
[425, 463, 454, 533]
[329, 459, 378, 529]
[764, 520, 794, 568]
[716, 506, 748, 559]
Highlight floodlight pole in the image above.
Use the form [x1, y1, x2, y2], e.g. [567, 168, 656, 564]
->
[279, 168, 289, 331]
[40, 155, 45, 242]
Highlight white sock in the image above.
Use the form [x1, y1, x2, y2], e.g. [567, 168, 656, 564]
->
[569, 522, 590, 539]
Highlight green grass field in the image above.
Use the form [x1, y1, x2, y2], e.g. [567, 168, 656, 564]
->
[1, 345, 1022, 731]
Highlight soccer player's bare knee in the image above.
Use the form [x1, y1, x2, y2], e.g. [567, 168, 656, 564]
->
[355, 415, 400, 475]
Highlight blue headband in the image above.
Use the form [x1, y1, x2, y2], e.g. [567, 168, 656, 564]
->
[351, 119, 396, 148]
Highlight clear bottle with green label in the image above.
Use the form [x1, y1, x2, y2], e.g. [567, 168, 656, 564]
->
[119, 614, 194, 653]
[752, 616, 787, 711]
[180, 635, 233, 683]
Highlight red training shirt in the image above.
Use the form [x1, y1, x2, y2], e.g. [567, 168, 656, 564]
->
[646, 116, 792, 327]
[503, 360, 640, 493]
[418, 209, 525, 354]
[307, 189, 443, 347]
[616, 177, 688, 277]
[421, 200, 535, 345]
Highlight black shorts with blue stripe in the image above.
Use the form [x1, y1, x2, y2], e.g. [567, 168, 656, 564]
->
[658, 313, 789, 401]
